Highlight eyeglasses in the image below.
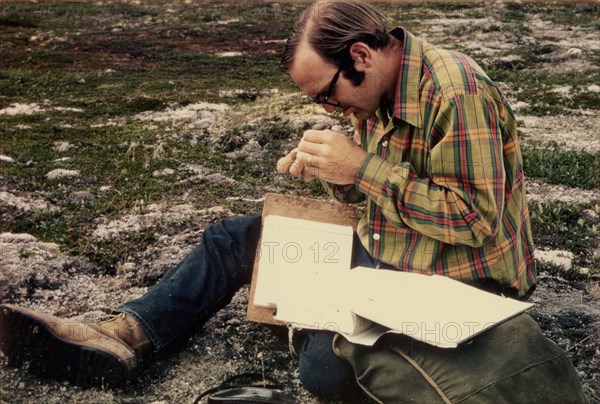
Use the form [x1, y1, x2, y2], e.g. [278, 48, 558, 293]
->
[307, 68, 342, 107]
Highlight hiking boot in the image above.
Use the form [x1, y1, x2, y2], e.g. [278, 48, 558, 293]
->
[93, 312, 152, 361]
[0, 304, 151, 388]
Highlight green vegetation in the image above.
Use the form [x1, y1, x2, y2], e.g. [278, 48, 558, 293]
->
[0, 3, 598, 399]
[539, 3, 600, 28]
[0, 2, 299, 110]
[1, 1, 598, 276]
[530, 201, 599, 270]
[484, 65, 600, 115]
[523, 147, 600, 190]
[501, 3, 531, 35]
[535, 259, 584, 283]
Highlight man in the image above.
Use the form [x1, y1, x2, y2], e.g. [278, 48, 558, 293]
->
[276, 0, 537, 300]
[0, 0, 587, 402]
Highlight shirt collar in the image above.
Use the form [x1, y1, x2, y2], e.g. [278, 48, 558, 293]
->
[387, 27, 423, 129]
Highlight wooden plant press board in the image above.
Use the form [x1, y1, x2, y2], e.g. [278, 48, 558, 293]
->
[246, 193, 358, 325]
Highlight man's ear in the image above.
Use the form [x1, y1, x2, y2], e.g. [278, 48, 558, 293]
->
[348, 42, 373, 71]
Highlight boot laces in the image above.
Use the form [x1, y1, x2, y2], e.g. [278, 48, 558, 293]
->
[98, 313, 126, 325]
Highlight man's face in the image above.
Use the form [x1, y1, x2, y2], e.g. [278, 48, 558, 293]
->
[289, 41, 382, 121]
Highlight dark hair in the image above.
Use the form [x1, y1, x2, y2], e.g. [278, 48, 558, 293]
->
[280, 0, 391, 85]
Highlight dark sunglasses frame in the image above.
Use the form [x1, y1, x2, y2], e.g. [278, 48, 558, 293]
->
[307, 68, 342, 107]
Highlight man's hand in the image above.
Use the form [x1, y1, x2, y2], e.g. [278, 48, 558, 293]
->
[276, 147, 318, 181]
[291, 129, 367, 185]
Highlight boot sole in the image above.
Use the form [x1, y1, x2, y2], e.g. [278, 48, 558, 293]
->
[0, 305, 128, 389]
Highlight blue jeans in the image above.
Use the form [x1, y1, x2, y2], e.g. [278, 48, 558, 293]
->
[117, 216, 379, 399]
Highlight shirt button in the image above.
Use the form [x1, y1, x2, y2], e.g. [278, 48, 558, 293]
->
[373, 233, 381, 241]
[381, 140, 389, 148]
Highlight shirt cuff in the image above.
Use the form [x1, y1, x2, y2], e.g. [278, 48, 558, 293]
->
[320, 180, 364, 203]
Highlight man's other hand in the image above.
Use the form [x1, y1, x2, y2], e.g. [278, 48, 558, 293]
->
[276, 147, 318, 181]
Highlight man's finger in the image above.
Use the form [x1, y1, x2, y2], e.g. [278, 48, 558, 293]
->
[276, 149, 299, 174]
[289, 160, 306, 177]
[296, 151, 320, 167]
[276, 155, 294, 173]
[302, 171, 317, 181]
[302, 129, 330, 143]
[297, 138, 323, 156]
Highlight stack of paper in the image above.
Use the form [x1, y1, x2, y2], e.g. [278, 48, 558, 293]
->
[252, 215, 533, 347]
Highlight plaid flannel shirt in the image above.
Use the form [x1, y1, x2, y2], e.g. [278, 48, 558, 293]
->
[323, 28, 536, 297]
